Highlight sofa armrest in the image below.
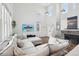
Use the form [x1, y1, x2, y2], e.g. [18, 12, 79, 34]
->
[35, 43, 48, 49]
[26, 45, 49, 56]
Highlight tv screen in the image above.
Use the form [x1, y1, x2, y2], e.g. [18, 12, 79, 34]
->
[67, 16, 78, 29]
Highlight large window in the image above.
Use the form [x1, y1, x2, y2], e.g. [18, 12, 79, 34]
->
[62, 3, 68, 13]
[2, 4, 12, 41]
[73, 3, 76, 15]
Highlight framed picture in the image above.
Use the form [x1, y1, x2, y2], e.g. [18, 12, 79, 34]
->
[22, 24, 27, 32]
[22, 24, 34, 32]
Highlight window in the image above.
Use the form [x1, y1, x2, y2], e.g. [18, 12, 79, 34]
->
[2, 4, 12, 41]
[73, 3, 76, 15]
[62, 3, 68, 13]
[47, 5, 53, 16]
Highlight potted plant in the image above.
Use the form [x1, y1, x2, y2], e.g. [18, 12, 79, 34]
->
[12, 20, 16, 35]
[12, 20, 16, 29]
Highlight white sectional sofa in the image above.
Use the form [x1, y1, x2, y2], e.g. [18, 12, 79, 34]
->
[0, 35, 49, 56]
[17, 34, 42, 46]
[1, 34, 78, 56]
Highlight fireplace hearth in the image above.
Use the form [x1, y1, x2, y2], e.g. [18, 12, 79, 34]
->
[64, 34, 79, 44]
[61, 29, 79, 44]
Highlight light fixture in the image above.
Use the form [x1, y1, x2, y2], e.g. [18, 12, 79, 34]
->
[60, 9, 66, 12]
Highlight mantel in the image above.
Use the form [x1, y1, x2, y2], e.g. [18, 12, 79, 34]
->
[61, 29, 79, 35]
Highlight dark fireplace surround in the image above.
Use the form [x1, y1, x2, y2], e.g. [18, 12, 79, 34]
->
[64, 34, 79, 44]
[61, 16, 79, 44]
[61, 30, 79, 44]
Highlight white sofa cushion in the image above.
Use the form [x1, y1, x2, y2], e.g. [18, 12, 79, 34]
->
[14, 47, 26, 56]
[19, 39, 36, 54]
[28, 37, 42, 45]
[21, 39, 35, 50]
[17, 34, 27, 40]
[26, 43, 49, 56]
[48, 37, 69, 53]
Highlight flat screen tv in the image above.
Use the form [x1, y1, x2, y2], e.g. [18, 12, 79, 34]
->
[67, 16, 78, 29]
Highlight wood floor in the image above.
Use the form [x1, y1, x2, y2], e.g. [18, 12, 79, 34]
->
[40, 36, 49, 44]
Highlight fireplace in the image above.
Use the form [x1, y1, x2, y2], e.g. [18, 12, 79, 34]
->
[61, 30, 79, 44]
[61, 16, 79, 44]
[64, 34, 79, 44]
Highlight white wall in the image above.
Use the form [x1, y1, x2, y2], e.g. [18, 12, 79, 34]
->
[0, 3, 2, 42]
[13, 3, 43, 35]
[13, 3, 57, 37]
[46, 4, 57, 37]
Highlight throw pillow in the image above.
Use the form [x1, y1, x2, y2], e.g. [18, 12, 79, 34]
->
[13, 47, 26, 56]
[17, 39, 24, 48]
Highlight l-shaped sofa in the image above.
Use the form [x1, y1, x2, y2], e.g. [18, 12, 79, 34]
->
[0, 34, 79, 56]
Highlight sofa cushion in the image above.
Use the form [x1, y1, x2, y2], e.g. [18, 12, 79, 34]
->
[20, 39, 36, 54]
[21, 39, 35, 50]
[28, 37, 42, 45]
[14, 47, 26, 56]
[48, 37, 69, 53]
[26, 43, 49, 56]
[17, 34, 27, 40]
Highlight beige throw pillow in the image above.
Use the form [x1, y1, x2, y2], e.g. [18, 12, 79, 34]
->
[17, 39, 24, 48]
[14, 47, 26, 56]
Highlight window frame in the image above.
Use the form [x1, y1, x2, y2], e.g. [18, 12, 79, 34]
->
[2, 4, 12, 41]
